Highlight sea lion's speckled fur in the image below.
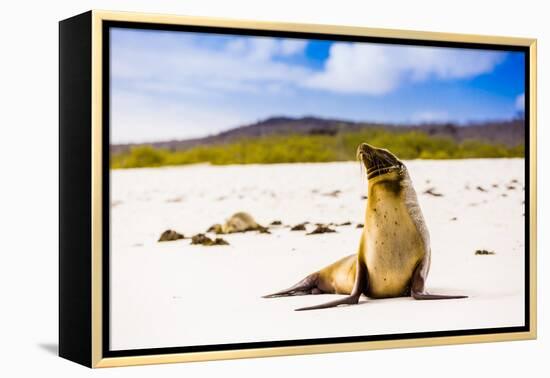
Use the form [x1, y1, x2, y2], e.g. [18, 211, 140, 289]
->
[264, 143, 466, 310]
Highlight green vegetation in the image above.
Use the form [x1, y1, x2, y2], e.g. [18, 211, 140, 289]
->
[111, 129, 524, 169]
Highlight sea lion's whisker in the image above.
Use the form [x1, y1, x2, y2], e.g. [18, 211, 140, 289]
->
[367, 165, 401, 179]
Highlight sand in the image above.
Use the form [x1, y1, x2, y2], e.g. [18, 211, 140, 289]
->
[110, 159, 525, 351]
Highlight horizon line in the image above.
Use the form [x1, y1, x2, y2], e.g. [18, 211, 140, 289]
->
[110, 114, 525, 146]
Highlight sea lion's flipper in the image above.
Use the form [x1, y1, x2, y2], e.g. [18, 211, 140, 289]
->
[294, 294, 361, 311]
[294, 258, 367, 311]
[410, 259, 467, 300]
[412, 293, 468, 300]
[262, 273, 320, 298]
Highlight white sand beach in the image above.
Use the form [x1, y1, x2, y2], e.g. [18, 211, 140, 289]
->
[110, 159, 525, 351]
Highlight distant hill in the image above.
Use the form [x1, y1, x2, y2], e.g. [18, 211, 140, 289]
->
[111, 116, 525, 154]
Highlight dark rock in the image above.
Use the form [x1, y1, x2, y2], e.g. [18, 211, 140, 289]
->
[307, 225, 336, 235]
[476, 186, 487, 192]
[212, 238, 229, 246]
[356, 223, 364, 228]
[323, 190, 341, 197]
[475, 249, 495, 255]
[423, 187, 443, 197]
[191, 233, 210, 245]
[111, 200, 123, 208]
[207, 224, 223, 234]
[257, 226, 271, 234]
[165, 197, 183, 203]
[191, 233, 229, 246]
[291, 223, 307, 231]
[158, 230, 185, 242]
[270, 220, 282, 226]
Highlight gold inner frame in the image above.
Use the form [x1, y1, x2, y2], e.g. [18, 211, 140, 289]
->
[90, 9, 537, 368]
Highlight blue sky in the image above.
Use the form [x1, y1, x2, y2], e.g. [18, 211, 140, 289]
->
[110, 28, 525, 144]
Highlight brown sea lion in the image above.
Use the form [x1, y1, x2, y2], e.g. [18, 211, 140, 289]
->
[263, 143, 467, 310]
[208, 212, 269, 234]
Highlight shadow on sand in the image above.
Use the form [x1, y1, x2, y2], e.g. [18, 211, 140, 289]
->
[37, 343, 58, 356]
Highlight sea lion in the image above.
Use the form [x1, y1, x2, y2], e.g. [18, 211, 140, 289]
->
[208, 212, 269, 234]
[263, 143, 467, 310]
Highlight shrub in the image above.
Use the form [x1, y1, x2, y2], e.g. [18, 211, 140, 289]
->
[111, 130, 524, 169]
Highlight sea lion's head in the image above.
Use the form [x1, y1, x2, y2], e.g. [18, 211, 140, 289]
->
[357, 143, 406, 184]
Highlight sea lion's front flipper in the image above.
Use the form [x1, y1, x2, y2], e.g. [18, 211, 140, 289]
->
[262, 273, 321, 298]
[295, 258, 367, 311]
[411, 259, 467, 300]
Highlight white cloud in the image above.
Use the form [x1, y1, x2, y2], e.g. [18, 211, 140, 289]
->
[111, 34, 311, 96]
[304, 44, 398, 95]
[515, 92, 525, 111]
[247, 38, 280, 61]
[280, 40, 308, 56]
[304, 43, 506, 95]
[225, 37, 306, 60]
[111, 90, 247, 144]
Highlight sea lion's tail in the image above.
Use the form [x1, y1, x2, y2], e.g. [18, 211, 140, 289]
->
[262, 273, 320, 298]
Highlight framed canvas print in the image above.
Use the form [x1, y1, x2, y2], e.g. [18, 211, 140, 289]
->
[59, 10, 537, 368]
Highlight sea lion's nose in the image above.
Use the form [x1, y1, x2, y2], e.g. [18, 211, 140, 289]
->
[360, 143, 374, 153]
